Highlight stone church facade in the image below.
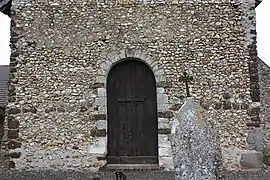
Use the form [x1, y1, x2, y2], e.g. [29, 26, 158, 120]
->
[1, 0, 269, 174]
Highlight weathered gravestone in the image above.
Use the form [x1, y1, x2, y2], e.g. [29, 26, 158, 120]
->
[171, 97, 220, 180]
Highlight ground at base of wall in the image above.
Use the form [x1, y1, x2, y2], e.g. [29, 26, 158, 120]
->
[0, 170, 270, 180]
[0, 170, 175, 180]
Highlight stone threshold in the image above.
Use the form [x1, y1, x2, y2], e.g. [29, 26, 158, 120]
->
[102, 164, 163, 171]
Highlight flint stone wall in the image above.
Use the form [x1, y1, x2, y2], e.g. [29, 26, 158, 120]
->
[1, 0, 263, 171]
[258, 59, 270, 153]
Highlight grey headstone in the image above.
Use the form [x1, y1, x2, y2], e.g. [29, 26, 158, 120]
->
[172, 97, 218, 180]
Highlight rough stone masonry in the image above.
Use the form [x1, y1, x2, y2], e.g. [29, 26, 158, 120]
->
[0, 0, 268, 175]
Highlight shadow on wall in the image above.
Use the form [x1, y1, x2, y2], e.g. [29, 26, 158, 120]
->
[0, 107, 4, 142]
[0, 0, 11, 16]
[0, 65, 10, 145]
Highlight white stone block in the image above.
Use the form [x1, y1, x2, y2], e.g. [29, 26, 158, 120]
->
[94, 97, 106, 106]
[125, 49, 135, 57]
[158, 103, 169, 111]
[158, 118, 170, 124]
[157, 94, 168, 104]
[100, 62, 109, 72]
[156, 75, 166, 82]
[158, 121, 170, 130]
[97, 69, 106, 76]
[98, 106, 107, 114]
[159, 157, 174, 171]
[158, 134, 171, 148]
[157, 88, 165, 94]
[107, 51, 119, 63]
[119, 50, 126, 59]
[158, 118, 170, 131]
[159, 147, 172, 157]
[95, 76, 106, 84]
[152, 63, 159, 72]
[98, 88, 106, 97]
[138, 53, 147, 61]
[144, 55, 154, 65]
[88, 137, 107, 155]
[96, 120, 107, 130]
[134, 51, 142, 59]
[104, 60, 112, 70]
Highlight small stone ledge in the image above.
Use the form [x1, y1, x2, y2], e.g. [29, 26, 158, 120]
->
[91, 83, 105, 89]
[89, 114, 106, 121]
[158, 111, 174, 118]
[246, 122, 261, 127]
[91, 129, 107, 137]
[158, 129, 171, 134]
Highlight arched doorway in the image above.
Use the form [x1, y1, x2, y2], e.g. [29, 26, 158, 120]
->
[107, 59, 158, 164]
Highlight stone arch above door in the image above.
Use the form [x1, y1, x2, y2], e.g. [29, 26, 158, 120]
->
[89, 49, 174, 171]
[95, 49, 166, 85]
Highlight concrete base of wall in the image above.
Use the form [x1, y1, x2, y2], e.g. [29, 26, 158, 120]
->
[0, 170, 175, 180]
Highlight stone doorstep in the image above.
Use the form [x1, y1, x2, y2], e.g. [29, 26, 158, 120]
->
[103, 164, 163, 171]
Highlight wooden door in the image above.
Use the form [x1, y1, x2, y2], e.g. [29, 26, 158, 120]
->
[107, 59, 158, 164]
